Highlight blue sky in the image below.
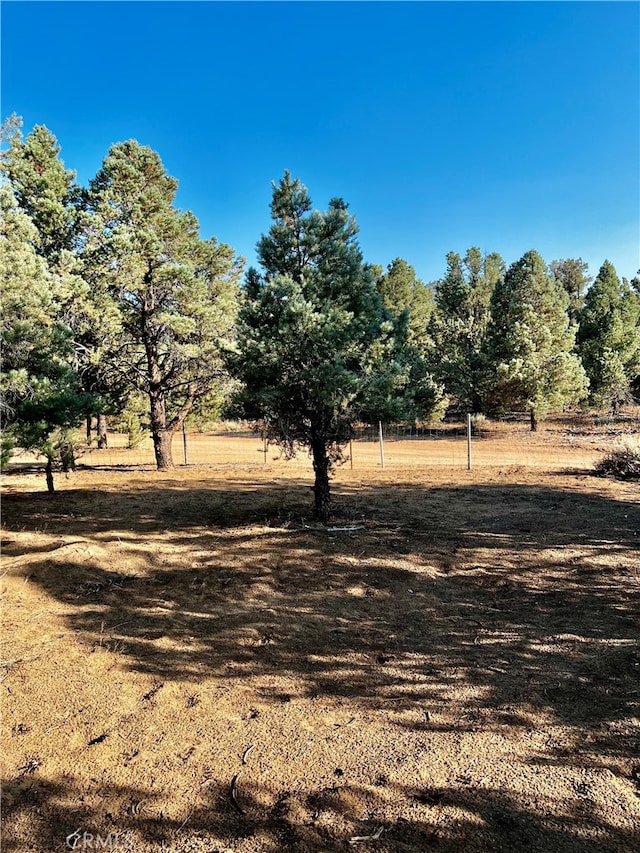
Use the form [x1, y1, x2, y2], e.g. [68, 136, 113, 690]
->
[2, 1, 639, 283]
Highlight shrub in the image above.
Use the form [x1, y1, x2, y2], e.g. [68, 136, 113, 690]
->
[594, 437, 640, 480]
[114, 395, 149, 448]
[125, 414, 148, 449]
[470, 412, 488, 435]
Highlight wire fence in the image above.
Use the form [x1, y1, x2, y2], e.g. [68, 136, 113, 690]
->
[34, 422, 611, 474]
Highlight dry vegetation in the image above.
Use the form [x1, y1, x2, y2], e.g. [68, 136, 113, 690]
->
[2, 419, 639, 852]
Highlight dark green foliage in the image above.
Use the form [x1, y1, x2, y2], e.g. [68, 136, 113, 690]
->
[482, 249, 588, 429]
[549, 257, 591, 323]
[1, 120, 128, 437]
[0, 184, 95, 487]
[375, 257, 434, 350]
[430, 247, 505, 410]
[577, 260, 640, 411]
[0, 120, 82, 261]
[85, 140, 242, 468]
[3, 114, 638, 493]
[232, 173, 443, 520]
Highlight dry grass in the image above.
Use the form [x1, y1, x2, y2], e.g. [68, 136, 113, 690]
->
[1, 421, 639, 852]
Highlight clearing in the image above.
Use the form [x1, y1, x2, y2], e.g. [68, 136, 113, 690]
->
[2, 420, 639, 852]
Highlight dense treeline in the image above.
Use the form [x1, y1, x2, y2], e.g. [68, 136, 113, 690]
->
[2, 121, 639, 513]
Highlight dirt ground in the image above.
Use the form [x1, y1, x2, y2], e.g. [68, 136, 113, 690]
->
[2, 421, 639, 852]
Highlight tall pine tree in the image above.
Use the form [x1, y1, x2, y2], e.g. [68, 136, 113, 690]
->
[577, 260, 640, 411]
[0, 184, 93, 489]
[375, 257, 434, 350]
[430, 247, 505, 410]
[85, 140, 242, 468]
[549, 257, 591, 324]
[1, 119, 81, 261]
[1, 119, 118, 452]
[482, 249, 588, 430]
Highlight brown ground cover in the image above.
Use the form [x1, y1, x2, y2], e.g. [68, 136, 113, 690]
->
[1, 421, 639, 852]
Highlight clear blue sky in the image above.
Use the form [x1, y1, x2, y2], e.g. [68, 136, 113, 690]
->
[2, 1, 639, 283]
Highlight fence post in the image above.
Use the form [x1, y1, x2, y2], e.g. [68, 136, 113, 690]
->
[467, 413, 472, 471]
[379, 421, 385, 469]
[182, 421, 189, 465]
[349, 438, 353, 470]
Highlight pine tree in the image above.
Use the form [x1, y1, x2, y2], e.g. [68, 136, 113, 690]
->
[232, 173, 442, 520]
[430, 247, 505, 410]
[0, 185, 93, 489]
[577, 260, 640, 411]
[85, 140, 242, 469]
[549, 258, 591, 323]
[376, 257, 434, 350]
[0, 120, 81, 261]
[627, 271, 640, 397]
[0, 119, 118, 452]
[483, 249, 588, 430]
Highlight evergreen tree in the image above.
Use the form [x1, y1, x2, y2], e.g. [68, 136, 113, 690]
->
[0, 119, 81, 261]
[577, 260, 640, 411]
[629, 271, 640, 398]
[85, 140, 242, 469]
[482, 249, 588, 430]
[232, 172, 442, 520]
[0, 185, 93, 489]
[0, 119, 120, 450]
[430, 247, 505, 410]
[549, 257, 591, 323]
[376, 257, 434, 350]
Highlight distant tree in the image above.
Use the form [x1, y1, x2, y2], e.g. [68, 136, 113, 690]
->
[482, 249, 588, 430]
[549, 257, 591, 323]
[430, 247, 505, 410]
[85, 140, 242, 469]
[375, 257, 434, 350]
[231, 172, 443, 521]
[629, 271, 640, 397]
[577, 260, 640, 411]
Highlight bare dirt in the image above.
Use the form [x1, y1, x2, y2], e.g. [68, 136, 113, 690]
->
[2, 421, 639, 852]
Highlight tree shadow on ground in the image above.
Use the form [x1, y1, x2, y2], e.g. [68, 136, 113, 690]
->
[2, 476, 639, 851]
[3, 770, 639, 853]
[3, 478, 637, 725]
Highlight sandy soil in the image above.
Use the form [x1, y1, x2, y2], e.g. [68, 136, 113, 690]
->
[2, 424, 639, 852]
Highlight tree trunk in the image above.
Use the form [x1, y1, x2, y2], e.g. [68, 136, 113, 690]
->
[153, 428, 174, 470]
[311, 438, 331, 522]
[45, 455, 55, 493]
[86, 415, 93, 445]
[150, 394, 174, 469]
[97, 413, 108, 448]
[530, 408, 538, 432]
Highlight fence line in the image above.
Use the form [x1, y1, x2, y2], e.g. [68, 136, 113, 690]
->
[11, 426, 605, 474]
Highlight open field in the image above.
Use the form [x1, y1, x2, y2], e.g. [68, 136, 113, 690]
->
[2, 422, 639, 852]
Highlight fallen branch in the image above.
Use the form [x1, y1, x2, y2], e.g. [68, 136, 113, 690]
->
[349, 826, 384, 844]
[326, 526, 366, 532]
[0, 655, 40, 667]
[230, 773, 244, 814]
